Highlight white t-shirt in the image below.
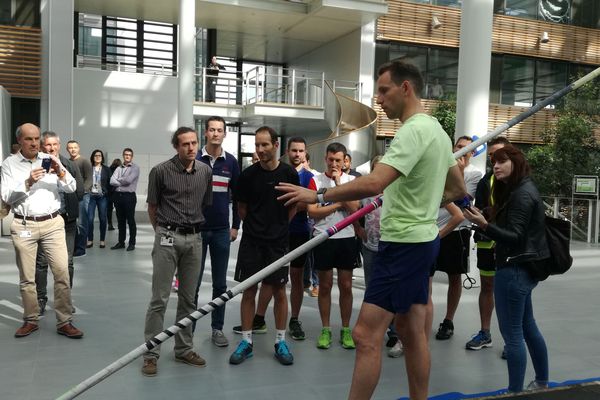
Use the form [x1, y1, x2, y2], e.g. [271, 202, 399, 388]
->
[310, 172, 356, 239]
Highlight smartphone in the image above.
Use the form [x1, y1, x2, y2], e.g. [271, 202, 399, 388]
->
[453, 195, 472, 210]
[41, 158, 52, 172]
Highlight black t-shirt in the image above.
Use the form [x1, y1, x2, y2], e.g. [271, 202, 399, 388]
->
[234, 162, 299, 243]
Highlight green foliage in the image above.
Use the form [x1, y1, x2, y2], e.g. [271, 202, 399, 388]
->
[527, 78, 600, 197]
[431, 99, 456, 141]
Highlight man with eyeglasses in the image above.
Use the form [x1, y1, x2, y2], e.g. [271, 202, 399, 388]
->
[110, 148, 140, 251]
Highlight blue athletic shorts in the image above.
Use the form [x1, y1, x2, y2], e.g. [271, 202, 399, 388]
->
[364, 238, 440, 314]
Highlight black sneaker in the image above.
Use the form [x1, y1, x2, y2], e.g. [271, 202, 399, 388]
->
[386, 335, 398, 348]
[232, 318, 267, 334]
[38, 299, 47, 316]
[289, 318, 305, 340]
[435, 319, 454, 340]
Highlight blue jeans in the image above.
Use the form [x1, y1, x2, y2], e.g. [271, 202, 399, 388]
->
[303, 249, 319, 287]
[87, 194, 108, 241]
[195, 229, 230, 331]
[495, 265, 548, 392]
[74, 193, 90, 255]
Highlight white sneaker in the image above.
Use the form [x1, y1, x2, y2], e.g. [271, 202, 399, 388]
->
[387, 341, 403, 358]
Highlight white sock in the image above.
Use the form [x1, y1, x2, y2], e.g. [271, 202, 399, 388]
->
[242, 331, 253, 344]
[275, 329, 286, 344]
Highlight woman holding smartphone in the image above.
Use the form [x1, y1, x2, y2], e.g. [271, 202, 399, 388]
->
[87, 150, 111, 248]
[463, 145, 549, 393]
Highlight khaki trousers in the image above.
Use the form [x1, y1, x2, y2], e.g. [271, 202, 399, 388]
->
[11, 215, 72, 327]
[144, 227, 202, 359]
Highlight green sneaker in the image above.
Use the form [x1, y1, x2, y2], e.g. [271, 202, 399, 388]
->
[317, 328, 332, 349]
[340, 327, 355, 349]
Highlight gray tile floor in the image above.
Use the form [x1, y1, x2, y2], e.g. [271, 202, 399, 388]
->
[1, 225, 599, 400]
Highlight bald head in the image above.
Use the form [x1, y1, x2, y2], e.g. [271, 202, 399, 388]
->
[16, 123, 41, 160]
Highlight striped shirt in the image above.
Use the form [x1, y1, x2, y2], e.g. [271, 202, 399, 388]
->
[147, 156, 213, 226]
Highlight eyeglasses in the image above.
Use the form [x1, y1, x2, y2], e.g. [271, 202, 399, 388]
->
[94, 154, 102, 157]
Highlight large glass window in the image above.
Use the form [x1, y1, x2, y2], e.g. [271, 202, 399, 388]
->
[535, 60, 567, 104]
[388, 44, 458, 100]
[501, 57, 535, 106]
[571, 0, 600, 28]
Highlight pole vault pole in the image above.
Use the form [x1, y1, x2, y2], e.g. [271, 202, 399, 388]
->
[56, 66, 600, 400]
[55, 198, 382, 400]
[454, 66, 600, 159]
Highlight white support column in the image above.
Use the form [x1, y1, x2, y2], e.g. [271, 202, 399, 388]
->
[455, 0, 494, 174]
[40, 0, 74, 137]
[359, 19, 376, 107]
[178, 0, 195, 127]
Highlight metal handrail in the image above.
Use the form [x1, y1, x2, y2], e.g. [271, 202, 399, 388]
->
[75, 55, 176, 76]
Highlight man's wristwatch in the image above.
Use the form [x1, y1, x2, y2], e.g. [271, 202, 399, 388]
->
[316, 187, 327, 205]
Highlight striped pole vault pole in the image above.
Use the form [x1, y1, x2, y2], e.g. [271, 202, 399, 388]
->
[56, 66, 600, 400]
[55, 198, 383, 400]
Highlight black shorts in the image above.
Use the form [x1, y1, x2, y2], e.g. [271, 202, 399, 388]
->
[313, 237, 357, 271]
[434, 229, 470, 275]
[289, 232, 310, 269]
[477, 247, 496, 276]
[234, 237, 289, 285]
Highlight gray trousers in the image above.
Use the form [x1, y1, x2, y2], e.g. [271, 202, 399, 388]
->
[143, 226, 202, 359]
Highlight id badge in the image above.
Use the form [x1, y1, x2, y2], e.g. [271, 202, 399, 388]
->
[160, 235, 174, 247]
[19, 230, 32, 238]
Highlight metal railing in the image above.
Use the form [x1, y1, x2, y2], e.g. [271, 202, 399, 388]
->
[542, 196, 598, 243]
[194, 66, 361, 108]
[76, 55, 177, 76]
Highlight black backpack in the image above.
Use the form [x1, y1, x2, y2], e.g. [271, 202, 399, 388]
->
[527, 216, 573, 281]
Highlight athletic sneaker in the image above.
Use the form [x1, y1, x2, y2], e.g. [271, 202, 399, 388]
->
[340, 327, 356, 349]
[317, 327, 332, 349]
[232, 320, 267, 334]
[526, 380, 548, 391]
[229, 340, 253, 365]
[466, 330, 493, 350]
[289, 318, 306, 340]
[274, 341, 294, 365]
[435, 319, 454, 340]
[211, 329, 229, 347]
[386, 333, 398, 348]
[388, 341, 403, 358]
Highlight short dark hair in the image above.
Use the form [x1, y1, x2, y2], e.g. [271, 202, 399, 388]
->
[171, 126, 198, 147]
[345, 153, 352, 162]
[255, 126, 278, 144]
[326, 142, 347, 157]
[378, 60, 424, 97]
[488, 136, 511, 147]
[205, 116, 225, 131]
[455, 136, 473, 145]
[66, 140, 79, 146]
[90, 149, 105, 165]
[287, 136, 306, 150]
[41, 131, 60, 144]
[123, 147, 134, 156]
[305, 152, 311, 161]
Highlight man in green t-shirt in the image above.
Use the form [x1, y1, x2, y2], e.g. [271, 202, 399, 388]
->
[277, 60, 467, 400]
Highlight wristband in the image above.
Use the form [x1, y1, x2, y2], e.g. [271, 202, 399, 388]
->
[316, 187, 327, 204]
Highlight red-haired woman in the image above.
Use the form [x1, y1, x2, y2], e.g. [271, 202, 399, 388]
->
[463, 145, 549, 393]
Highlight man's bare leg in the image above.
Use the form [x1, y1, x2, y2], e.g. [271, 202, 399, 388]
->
[290, 267, 304, 318]
[271, 283, 288, 330]
[396, 303, 430, 400]
[348, 303, 394, 399]
[337, 269, 354, 326]
[318, 270, 333, 327]
[241, 285, 258, 331]
[255, 283, 273, 318]
[479, 274, 494, 331]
